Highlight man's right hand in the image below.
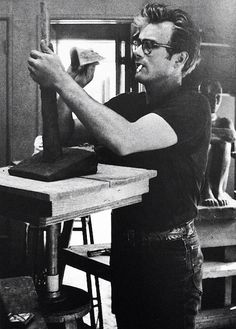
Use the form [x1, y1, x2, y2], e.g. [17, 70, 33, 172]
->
[28, 40, 67, 89]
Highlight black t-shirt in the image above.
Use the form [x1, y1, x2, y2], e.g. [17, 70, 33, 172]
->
[96, 87, 211, 232]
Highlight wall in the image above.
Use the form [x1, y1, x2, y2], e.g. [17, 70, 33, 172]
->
[0, 0, 236, 162]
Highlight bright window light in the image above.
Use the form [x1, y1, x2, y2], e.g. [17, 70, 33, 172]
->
[56, 39, 116, 103]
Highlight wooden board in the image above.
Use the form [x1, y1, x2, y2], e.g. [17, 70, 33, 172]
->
[63, 243, 111, 282]
[0, 164, 156, 226]
[196, 307, 236, 329]
[65, 245, 236, 280]
[203, 261, 236, 279]
[0, 164, 156, 201]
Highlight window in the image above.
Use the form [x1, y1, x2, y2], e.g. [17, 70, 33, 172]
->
[51, 22, 135, 103]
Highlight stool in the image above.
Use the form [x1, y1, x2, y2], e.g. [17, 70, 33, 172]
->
[41, 284, 91, 329]
[22, 222, 94, 329]
[62, 243, 111, 328]
[62, 243, 111, 326]
[60, 216, 103, 329]
[0, 276, 91, 329]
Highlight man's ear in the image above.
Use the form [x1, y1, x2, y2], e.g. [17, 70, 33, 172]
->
[174, 51, 189, 68]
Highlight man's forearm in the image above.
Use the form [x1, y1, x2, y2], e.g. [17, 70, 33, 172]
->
[55, 74, 132, 155]
[57, 97, 75, 145]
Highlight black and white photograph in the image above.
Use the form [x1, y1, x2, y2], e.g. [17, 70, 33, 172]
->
[0, 1, 236, 328]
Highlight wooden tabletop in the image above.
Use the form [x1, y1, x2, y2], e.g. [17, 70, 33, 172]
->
[0, 164, 156, 227]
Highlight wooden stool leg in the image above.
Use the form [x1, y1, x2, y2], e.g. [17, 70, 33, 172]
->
[82, 217, 96, 328]
[88, 216, 104, 329]
[87, 215, 94, 244]
[82, 216, 104, 329]
[94, 276, 104, 329]
[86, 273, 96, 328]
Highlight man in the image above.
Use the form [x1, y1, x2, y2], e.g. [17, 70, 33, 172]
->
[199, 79, 236, 207]
[28, 3, 211, 328]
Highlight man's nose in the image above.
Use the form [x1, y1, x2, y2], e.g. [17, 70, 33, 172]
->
[133, 45, 144, 57]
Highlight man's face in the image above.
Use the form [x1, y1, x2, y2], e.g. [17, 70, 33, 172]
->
[133, 22, 176, 85]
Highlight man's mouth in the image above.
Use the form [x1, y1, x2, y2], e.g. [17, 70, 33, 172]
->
[136, 64, 143, 73]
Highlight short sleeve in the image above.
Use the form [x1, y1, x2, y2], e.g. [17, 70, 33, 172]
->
[153, 91, 211, 150]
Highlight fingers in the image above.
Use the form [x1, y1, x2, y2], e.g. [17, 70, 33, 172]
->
[70, 47, 80, 70]
[40, 39, 53, 54]
[30, 40, 54, 60]
[49, 42, 54, 52]
[27, 55, 39, 82]
[27, 64, 37, 82]
[27, 56, 36, 72]
[27, 47, 49, 74]
[29, 49, 42, 59]
[27, 65, 35, 74]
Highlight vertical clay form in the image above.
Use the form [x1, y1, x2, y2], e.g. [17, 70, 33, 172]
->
[40, 2, 62, 162]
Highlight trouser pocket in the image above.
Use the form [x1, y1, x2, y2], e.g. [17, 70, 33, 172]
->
[185, 234, 204, 295]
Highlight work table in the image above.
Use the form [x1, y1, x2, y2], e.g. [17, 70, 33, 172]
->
[0, 163, 156, 227]
[0, 163, 156, 300]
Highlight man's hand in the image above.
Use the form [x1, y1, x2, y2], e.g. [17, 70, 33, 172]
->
[67, 62, 97, 88]
[28, 40, 66, 88]
[67, 47, 100, 87]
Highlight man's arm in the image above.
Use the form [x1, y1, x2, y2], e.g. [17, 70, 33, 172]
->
[57, 97, 95, 146]
[57, 97, 75, 145]
[57, 60, 98, 146]
[211, 124, 236, 144]
[28, 41, 177, 155]
[56, 75, 177, 155]
[211, 128, 236, 143]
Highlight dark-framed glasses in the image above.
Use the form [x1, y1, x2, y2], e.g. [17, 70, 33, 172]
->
[132, 38, 173, 55]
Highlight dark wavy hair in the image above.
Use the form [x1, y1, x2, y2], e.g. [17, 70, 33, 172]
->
[134, 3, 201, 77]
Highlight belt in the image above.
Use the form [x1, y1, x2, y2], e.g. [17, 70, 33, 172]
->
[125, 220, 195, 246]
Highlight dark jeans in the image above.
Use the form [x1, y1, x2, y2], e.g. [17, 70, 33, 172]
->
[111, 227, 203, 329]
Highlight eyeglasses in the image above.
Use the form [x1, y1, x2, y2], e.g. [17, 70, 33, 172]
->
[132, 38, 173, 55]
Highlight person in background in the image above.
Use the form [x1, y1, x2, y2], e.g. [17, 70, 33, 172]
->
[28, 3, 211, 328]
[198, 79, 236, 207]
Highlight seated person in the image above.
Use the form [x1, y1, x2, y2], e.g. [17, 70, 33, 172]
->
[198, 79, 236, 206]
